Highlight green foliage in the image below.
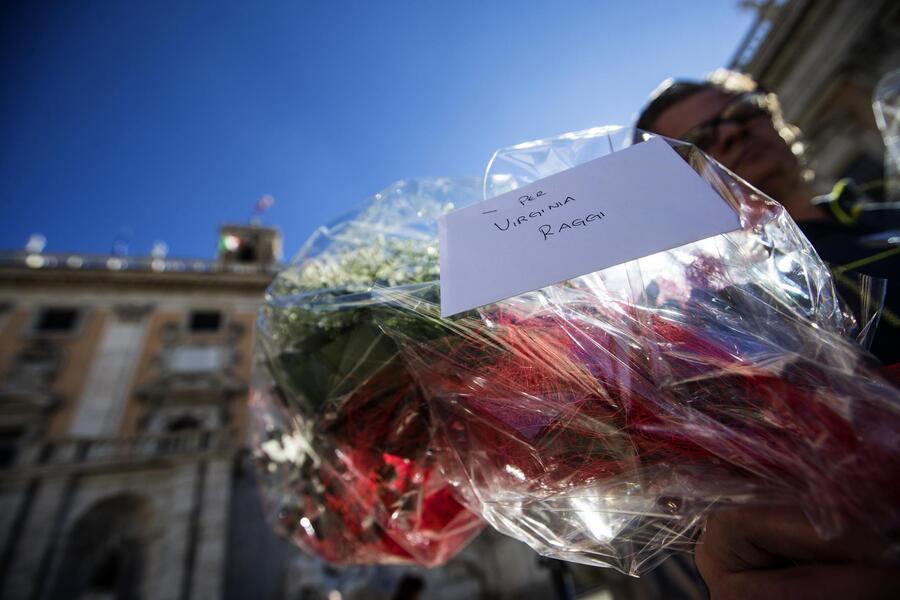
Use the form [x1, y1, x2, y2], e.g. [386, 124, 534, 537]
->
[260, 235, 446, 415]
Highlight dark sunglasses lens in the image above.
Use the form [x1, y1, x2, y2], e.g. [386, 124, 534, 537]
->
[726, 94, 769, 121]
[682, 126, 716, 149]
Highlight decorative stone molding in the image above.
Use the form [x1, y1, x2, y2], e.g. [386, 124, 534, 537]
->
[4, 339, 63, 393]
[112, 303, 155, 323]
[226, 321, 246, 343]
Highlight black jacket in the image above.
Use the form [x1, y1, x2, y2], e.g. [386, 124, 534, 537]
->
[799, 218, 900, 364]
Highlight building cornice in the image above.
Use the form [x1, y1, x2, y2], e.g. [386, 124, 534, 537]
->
[0, 265, 274, 293]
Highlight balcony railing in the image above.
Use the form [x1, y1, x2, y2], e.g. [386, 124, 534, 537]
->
[2, 429, 234, 479]
[0, 251, 279, 275]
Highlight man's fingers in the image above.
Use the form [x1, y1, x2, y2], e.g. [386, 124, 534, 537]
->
[706, 564, 900, 600]
[698, 506, 889, 572]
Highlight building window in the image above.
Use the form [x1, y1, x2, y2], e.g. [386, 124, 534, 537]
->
[166, 415, 201, 432]
[237, 242, 257, 263]
[164, 346, 225, 373]
[34, 308, 79, 333]
[188, 310, 221, 333]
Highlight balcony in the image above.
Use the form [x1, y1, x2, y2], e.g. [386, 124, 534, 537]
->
[0, 428, 235, 480]
[0, 251, 279, 275]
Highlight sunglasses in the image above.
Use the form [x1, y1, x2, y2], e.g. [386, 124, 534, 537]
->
[679, 92, 773, 150]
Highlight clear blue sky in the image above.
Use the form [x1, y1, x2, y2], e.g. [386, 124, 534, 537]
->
[1, 1, 754, 260]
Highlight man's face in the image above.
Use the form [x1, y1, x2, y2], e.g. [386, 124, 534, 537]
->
[651, 89, 799, 196]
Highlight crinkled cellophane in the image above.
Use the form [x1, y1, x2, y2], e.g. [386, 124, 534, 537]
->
[253, 128, 900, 575]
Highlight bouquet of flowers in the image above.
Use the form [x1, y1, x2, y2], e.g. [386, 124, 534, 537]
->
[374, 127, 900, 574]
[252, 178, 487, 566]
[253, 128, 900, 574]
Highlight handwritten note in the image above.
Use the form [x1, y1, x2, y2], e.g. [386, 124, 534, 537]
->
[438, 136, 741, 316]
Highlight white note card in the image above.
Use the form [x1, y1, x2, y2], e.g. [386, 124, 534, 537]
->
[438, 136, 741, 316]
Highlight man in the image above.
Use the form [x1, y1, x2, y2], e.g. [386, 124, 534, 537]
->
[636, 70, 900, 364]
[634, 71, 900, 599]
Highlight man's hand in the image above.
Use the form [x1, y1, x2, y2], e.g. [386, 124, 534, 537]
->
[695, 506, 900, 600]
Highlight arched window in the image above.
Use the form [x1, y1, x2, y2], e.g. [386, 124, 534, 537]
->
[166, 415, 201, 433]
[49, 494, 154, 600]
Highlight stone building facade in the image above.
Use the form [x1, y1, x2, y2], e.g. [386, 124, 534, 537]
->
[0, 227, 569, 600]
[0, 225, 277, 600]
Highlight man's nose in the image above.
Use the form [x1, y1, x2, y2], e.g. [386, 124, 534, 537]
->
[708, 120, 753, 169]
[715, 120, 749, 156]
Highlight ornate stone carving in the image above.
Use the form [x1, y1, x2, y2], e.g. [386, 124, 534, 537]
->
[112, 303, 155, 323]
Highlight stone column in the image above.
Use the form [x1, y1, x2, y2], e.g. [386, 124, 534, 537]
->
[68, 304, 153, 437]
[3, 478, 70, 600]
[190, 459, 231, 600]
[145, 462, 197, 600]
[0, 491, 27, 570]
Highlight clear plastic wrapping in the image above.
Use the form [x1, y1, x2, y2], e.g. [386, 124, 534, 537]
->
[252, 179, 487, 566]
[874, 68, 900, 199]
[253, 128, 900, 574]
[375, 128, 900, 574]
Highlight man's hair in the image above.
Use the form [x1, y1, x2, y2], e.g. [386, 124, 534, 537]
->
[634, 69, 762, 135]
[634, 80, 707, 136]
[633, 69, 806, 171]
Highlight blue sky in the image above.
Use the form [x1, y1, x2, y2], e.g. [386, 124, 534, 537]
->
[1, 1, 754, 260]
